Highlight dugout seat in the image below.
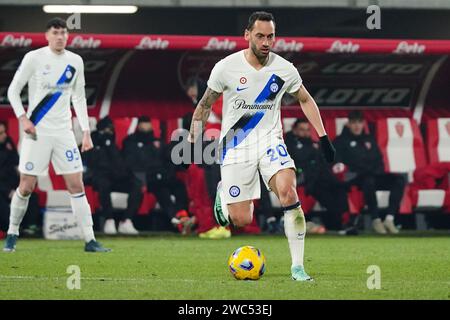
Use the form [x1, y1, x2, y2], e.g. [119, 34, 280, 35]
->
[426, 118, 450, 164]
[376, 117, 448, 212]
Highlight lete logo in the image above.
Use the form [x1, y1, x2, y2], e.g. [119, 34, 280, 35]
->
[393, 41, 425, 54]
[395, 122, 404, 138]
[272, 39, 304, 52]
[326, 40, 360, 53]
[136, 37, 169, 50]
[0, 34, 32, 47]
[68, 36, 101, 49]
[203, 38, 236, 51]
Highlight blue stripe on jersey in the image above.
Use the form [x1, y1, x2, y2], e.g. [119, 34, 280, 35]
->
[31, 92, 63, 125]
[29, 64, 76, 126]
[255, 74, 280, 103]
[220, 74, 285, 161]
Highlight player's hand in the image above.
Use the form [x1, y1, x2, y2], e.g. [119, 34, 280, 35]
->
[19, 115, 36, 138]
[319, 135, 336, 163]
[81, 131, 93, 152]
[187, 133, 194, 143]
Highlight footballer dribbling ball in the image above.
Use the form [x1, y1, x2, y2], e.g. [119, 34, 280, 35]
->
[228, 246, 266, 280]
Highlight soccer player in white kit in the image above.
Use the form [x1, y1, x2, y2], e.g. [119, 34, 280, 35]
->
[189, 12, 335, 281]
[3, 18, 110, 252]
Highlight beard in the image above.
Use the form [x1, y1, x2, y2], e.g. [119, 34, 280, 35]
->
[250, 42, 270, 62]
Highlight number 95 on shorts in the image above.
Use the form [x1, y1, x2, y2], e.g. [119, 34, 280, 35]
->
[19, 132, 83, 176]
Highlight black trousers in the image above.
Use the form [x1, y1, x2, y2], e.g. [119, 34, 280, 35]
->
[348, 173, 406, 220]
[93, 176, 143, 220]
[147, 178, 189, 220]
[308, 181, 349, 230]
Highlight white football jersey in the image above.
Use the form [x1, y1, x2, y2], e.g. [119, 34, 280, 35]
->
[8, 46, 89, 136]
[207, 50, 302, 164]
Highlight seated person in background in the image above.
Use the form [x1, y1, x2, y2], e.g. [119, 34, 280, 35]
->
[86, 117, 142, 235]
[333, 111, 405, 234]
[0, 121, 41, 236]
[285, 119, 357, 235]
[122, 116, 193, 234]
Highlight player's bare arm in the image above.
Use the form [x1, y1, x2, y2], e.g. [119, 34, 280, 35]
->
[188, 87, 221, 142]
[294, 84, 326, 137]
[294, 84, 336, 162]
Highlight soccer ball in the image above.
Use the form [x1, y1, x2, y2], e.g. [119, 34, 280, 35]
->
[228, 246, 266, 280]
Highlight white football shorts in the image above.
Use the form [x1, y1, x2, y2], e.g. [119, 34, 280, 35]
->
[19, 130, 83, 176]
[220, 139, 296, 204]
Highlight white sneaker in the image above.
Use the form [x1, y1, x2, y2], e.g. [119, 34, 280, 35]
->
[103, 219, 117, 235]
[372, 218, 387, 234]
[118, 219, 139, 235]
[384, 218, 399, 234]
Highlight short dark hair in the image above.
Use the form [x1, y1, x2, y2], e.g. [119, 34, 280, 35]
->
[246, 11, 275, 31]
[46, 17, 67, 31]
[293, 118, 309, 128]
[348, 110, 364, 122]
[185, 77, 199, 90]
[138, 116, 151, 124]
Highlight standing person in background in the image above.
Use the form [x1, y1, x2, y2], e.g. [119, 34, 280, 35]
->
[4, 18, 110, 252]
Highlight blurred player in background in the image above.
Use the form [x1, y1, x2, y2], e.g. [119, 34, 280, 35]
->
[188, 11, 335, 281]
[3, 18, 110, 252]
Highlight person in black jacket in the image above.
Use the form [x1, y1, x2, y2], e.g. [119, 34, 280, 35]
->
[122, 116, 193, 234]
[183, 77, 208, 131]
[86, 117, 142, 235]
[285, 119, 357, 235]
[0, 121, 41, 235]
[333, 111, 405, 234]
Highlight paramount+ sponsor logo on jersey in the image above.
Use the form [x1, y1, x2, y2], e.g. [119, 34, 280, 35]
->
[233, 99, 275, 110]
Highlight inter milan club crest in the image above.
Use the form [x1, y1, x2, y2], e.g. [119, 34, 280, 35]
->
[25, 162, 34, 171]
[270, 83, 279, 93]
[229, 185, 240, 197]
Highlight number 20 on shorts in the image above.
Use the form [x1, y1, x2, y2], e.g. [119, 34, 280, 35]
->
[267, 144, 288, 162]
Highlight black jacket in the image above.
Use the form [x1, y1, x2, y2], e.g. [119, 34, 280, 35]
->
[122, 131, 176, 183]
[86, 131, 132, 180]
[0, 137, 19, 195]
[285, 132, 341, 193]
[333, 127, 384, 175]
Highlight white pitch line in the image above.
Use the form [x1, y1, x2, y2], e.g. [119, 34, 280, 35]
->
[0, 275, 218, 283]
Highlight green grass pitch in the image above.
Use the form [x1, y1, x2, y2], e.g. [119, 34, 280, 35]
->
[0, 235, 449, 300]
